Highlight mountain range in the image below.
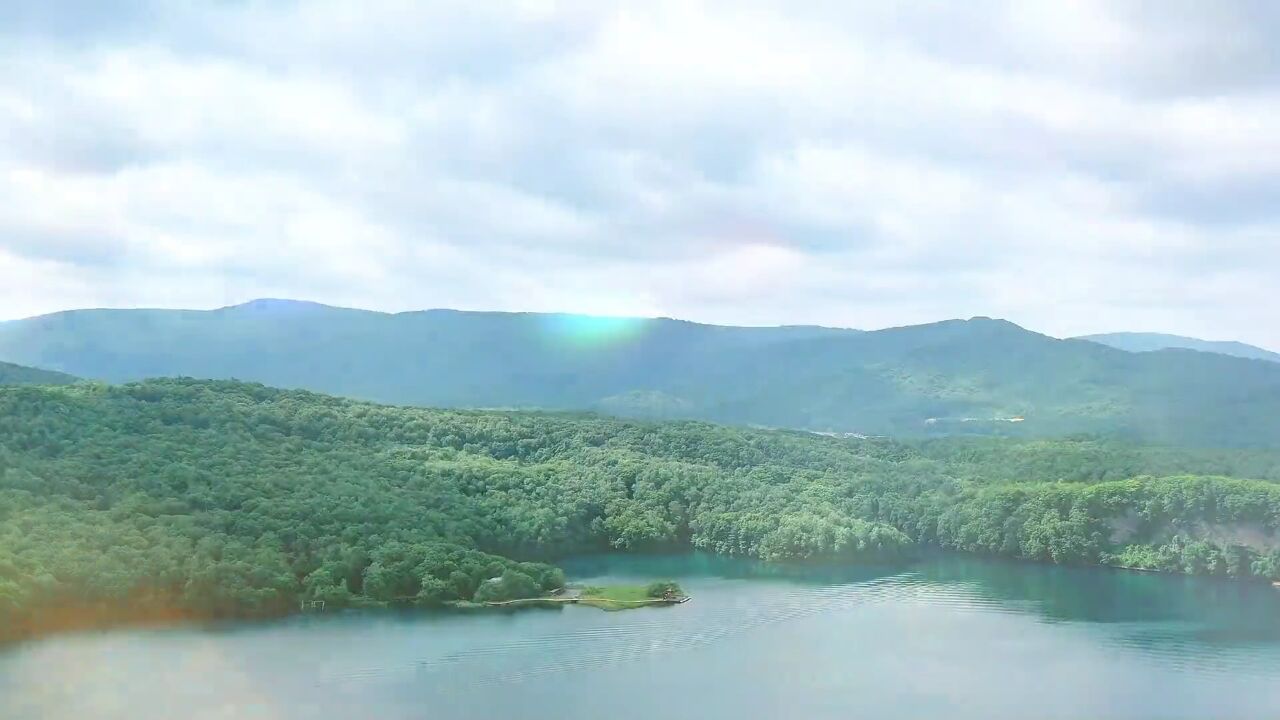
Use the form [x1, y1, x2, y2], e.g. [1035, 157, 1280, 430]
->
[2, 299, 1279, 447]
[1077, 332, 1280, 364]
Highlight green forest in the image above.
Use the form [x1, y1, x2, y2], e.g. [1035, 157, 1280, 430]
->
[3, 378, 1280, 643]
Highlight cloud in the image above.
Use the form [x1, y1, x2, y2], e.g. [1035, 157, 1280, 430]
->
[1, 1, 1277, 349]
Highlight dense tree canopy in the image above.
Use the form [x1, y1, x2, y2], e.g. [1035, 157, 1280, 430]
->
[3, 378, 1280, 642]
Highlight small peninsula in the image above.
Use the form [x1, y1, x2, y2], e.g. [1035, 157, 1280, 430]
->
[463, 581, 689, 611]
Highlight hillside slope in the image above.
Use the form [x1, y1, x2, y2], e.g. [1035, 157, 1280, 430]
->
[1079, 332, 1280, 364]
[2, 302, 1280, 446]
[3, 378, 1280, 642]
[0, 360, 78, 386]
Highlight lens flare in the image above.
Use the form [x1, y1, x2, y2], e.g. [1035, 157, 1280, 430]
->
[540, 314, 648, 349]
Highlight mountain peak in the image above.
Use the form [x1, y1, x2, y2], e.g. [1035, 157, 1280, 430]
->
[219, 299, 339, 314]
[892, 316, 1032, 337]
[965, 316, 1023, 328]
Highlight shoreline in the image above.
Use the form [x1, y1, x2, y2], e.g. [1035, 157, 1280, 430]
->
[4, 554, 1276, 648]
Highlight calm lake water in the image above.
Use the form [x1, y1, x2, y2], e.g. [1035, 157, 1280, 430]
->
[4, 553, 1280, 719]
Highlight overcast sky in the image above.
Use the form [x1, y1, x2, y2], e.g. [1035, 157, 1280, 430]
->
[1, 1, 1277, 347]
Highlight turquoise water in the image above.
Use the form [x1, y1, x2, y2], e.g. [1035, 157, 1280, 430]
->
[4, 553, 1280, 719]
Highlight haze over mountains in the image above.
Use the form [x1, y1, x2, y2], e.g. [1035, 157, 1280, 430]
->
[2, 299, 1279, 447]
[1078, 332, 1280, 364]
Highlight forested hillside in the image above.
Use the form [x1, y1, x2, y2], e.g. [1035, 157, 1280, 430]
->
[4, 301, 1280, 447]
[0, 361, 77, 386]
[3, 379, 1280, 642]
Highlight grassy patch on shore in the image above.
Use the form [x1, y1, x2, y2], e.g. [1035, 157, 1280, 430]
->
[577, 582, 685, 611]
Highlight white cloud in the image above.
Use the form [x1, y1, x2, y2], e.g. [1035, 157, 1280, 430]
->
[0, 0, 1277, 350]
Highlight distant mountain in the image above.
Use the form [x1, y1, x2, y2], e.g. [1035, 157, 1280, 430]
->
[1078, 332, 1280, 364]
[0, 360, 78, 386]
[2, 300, 1279, 447]
[0, 299, 859, 412]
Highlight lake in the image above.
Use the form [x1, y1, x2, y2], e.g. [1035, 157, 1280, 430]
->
[4, 553, 1280, 719]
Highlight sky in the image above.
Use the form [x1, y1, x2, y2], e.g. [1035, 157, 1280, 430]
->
[1, 1, 1277, 347]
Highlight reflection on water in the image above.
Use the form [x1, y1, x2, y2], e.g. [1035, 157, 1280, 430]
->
[4, 553, 1280, 720]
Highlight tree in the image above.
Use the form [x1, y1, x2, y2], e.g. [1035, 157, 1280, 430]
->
[645, 581, 683, 599]
[472, 569, 540, 603]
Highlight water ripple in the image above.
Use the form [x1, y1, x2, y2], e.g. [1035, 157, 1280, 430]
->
[319, 572, 1280, 690]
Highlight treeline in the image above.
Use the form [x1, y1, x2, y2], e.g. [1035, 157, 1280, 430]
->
[2, 379, 1280, 642]
[929, 476, 1280, 576]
